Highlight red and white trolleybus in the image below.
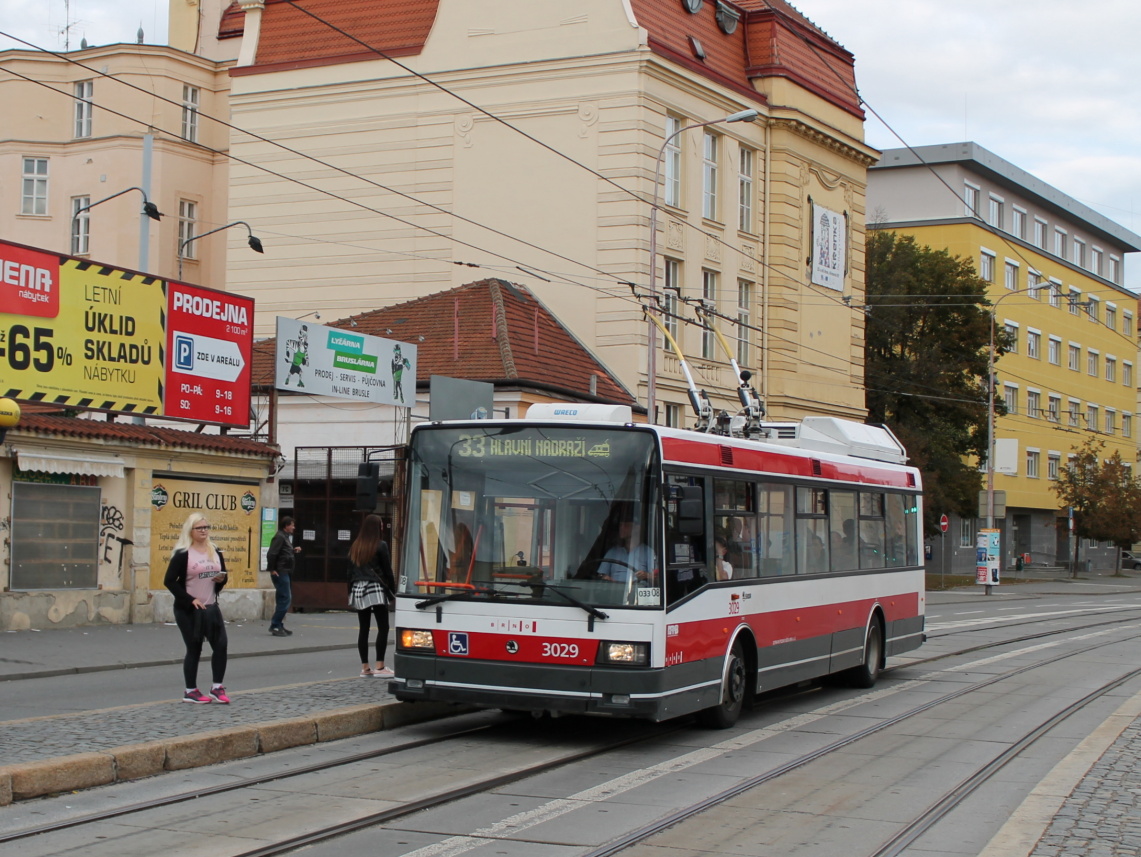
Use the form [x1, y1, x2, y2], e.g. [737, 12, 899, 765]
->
[390, 399, 924, 727]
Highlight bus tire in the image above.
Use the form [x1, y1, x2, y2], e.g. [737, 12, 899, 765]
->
[698, 638, 747, 729]
[847, 621, 883, 689]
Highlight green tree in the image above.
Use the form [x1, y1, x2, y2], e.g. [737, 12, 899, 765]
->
[864, 231, 998, 536]
[1052, 438, 1141, 576]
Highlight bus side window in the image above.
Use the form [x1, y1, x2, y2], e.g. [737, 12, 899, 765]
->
[665, 477, 708, 603]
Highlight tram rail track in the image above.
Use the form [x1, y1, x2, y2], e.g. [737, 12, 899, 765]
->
[9, 613, 1141, 857]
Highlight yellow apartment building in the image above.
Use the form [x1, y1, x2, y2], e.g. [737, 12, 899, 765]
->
[870, 143, 1140, 572]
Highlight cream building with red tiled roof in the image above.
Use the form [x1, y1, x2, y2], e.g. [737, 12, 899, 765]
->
[203, 0, 877, 426]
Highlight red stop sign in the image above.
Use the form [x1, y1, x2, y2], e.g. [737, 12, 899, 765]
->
[939, 514, 949, 532]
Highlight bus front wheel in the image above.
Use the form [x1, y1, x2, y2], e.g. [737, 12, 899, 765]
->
[697, 639, 747, 729]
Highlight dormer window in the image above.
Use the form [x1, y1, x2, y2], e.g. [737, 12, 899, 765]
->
[715, 1, 740, 34]
[681, 0, 703, 12]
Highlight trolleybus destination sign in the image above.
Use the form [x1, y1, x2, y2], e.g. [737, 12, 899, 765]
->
[0, 238, 253, 427]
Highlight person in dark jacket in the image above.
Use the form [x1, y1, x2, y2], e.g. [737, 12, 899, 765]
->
[265, 516, 300, 636]
[164, 512, 230, 704]
[346, 514, 397, 677]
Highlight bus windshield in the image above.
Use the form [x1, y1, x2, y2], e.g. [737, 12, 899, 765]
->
[400, 425, 663, 609]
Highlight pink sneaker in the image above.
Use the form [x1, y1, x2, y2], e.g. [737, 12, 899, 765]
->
[373, 668, 394, 677]
[182, 689, 211, 704]
[209, 686, 231, 704]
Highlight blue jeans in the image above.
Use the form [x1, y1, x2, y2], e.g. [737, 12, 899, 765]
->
[270, 573, 291, 629]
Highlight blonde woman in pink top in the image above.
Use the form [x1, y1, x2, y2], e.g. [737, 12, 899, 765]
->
[164, 512, 230, 704]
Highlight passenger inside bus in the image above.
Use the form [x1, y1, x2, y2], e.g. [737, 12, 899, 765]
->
[714, 536, 733, 580]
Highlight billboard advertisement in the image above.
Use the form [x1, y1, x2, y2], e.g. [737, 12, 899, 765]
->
[275, 316, 416, 406]
[0, 239, 252, 426]
[149, 477, 261, 589]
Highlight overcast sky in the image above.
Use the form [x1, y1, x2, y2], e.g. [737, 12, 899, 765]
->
[4, 0, 1138, 290]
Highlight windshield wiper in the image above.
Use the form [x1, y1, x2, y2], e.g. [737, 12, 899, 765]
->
[414, 585, 500, 610]
[535, 583, 609, 630]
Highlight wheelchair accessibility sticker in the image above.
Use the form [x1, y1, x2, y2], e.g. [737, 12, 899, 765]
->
[448, 632, 470, 656]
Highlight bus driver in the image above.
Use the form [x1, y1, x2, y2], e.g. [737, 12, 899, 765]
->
[597, 519, 656, 585]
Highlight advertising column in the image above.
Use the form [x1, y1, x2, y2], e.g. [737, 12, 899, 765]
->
[976, 529, 1001, 586]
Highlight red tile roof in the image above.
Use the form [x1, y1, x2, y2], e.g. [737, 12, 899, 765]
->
[7, 413, 279, 458]
[252, 279, 637, 407]
[229, 0, 860, 117]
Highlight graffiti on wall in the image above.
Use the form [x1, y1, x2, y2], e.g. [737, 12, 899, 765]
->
[99, 503, 133, 583]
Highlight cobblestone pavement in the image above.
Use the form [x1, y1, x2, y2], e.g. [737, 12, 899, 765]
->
[1031, 717, 1141, 857]
[1, 676, 395, 766]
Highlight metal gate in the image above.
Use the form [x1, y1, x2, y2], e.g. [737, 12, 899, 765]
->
[287, 445, 405, 611]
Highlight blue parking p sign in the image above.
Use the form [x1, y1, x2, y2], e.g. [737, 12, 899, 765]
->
[175, 335, 194, 371]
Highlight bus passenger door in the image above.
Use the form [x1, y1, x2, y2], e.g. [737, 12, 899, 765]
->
[665, 477, 708, 604]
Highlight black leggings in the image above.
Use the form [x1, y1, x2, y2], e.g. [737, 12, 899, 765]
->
[356, 605, 390, 665]
[173, 603, 228, 688]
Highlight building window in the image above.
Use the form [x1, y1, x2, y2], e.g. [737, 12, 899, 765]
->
[1106, 356, 1116, 383]
[74, 79, 93, 138]
[1124, 310, 1133, 337]
[1049, 280, 1062, 308]
[1047, 394, 1061, 422]
[664, 403, 683, 428]
[1109, 255, 1121, 284]
[181, 84, 200, 143]
[1068, 400, 1080, 427]
[1027, 389, 1041, 418]
[702, 131, 718, 220]
[1087, 404, 1099, 432]
[71, 195, 90, 255]
[957, 517, 973, 548]
[736, 279, 752, 367]
[1003, 384, 1018, 415]
[988, 195, 1003, 228]
[1123, 362, 1133, 388]
[963, 183, 979, 217]
[1068, 343, 1080, 371]
[177, 199, 198, 260]
[701, 270, 718, 358]
[1087, 350, 1099, 377]
[1054, 228, 1066, 258]
[1027, 329, 1040, 359]
[1011, 206, 1025, 239]
[1086, 296, 1099, 322]
[1004, 260, 1018, 291]
[1028, 270, 1043, 297]
[738, 147, 754, 233]
[1105, 409, 1116, 435]
[1105, 304, 1117, 331]
[1048, 453, 1061, 480]
[1026, 450, 1040, 479]
[10, 482, 100, 590]
[1091, 246, 1102, 276]
[1069, 288, 1082, 315]
[21, 157, 49, 215]
[1073, 237, 1086, 268]
[979, 251, 995, 283]
[1124, 414, 1133, 439]
[1004, 322, 1019, 354]
[663, 258, 681, 343]
[1048, 336, 1061, 365]
[1033, 218, 1047, 249]
[664, 116, 681, 208]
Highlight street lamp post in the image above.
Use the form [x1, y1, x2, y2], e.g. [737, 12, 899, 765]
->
[646, 108, 759, 422]
[70, 187, 162, 270]
[178, 221, 264, 280]
[984, 283, 1051, 592]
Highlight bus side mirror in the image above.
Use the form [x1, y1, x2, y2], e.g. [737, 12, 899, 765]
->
[677, 486, 703, 536]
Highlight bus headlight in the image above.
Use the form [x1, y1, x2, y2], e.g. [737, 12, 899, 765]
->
[398, 628, 435, 651]
[598, 641, 649, 666]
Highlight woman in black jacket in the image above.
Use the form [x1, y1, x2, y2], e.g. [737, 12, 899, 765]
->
[164, 512, 230, 704]
[346, 514, 397, 677]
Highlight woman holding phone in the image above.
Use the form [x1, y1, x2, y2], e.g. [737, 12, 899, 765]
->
[164, 512, 231, 704]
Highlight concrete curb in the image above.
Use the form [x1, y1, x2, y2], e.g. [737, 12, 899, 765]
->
[0, 700, 469, 804]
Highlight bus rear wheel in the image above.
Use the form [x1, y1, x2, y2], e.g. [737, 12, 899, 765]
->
[847, 621, 883, 689]
[698, 639, 747, 729]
